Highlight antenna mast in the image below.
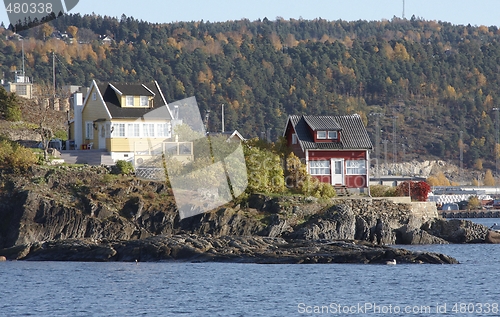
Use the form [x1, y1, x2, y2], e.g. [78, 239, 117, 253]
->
[402, 0, 405, 19]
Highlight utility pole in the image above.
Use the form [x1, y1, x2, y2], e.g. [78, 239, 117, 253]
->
[493, 108, 500, 178]
[459, 130, 464, 183]
[52, 51, 56, 98]
[221, 104, 225, 133]
[402, 0, 405, 19]
[369, 113, 384, 179]
[392, 115, 397, 164]
[382, 139, 389, 173]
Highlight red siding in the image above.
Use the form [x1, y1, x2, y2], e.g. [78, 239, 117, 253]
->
[345, 175, 368, 188]
[285, 123, 305, 159]
[308, 150, 368, 188]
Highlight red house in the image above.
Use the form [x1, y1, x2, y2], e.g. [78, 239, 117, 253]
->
[284, 115, 373, 193]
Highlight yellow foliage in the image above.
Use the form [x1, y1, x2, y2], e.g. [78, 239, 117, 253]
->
[484, 169, 495, 186]
[393, 43, 410, 61]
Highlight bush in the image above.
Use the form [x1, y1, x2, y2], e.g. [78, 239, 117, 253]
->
[114, 160, 134, 175]
[0, 138, 37, 173]
[396, 181, 431, 201]
[370, 185, 397, 197]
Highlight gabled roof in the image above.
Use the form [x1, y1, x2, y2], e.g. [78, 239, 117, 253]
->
[286, 114, 373, 151]
[94, 81, 172, 120]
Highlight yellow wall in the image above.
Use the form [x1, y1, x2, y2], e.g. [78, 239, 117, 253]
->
[82, 85, 111, 145]
[110, 137, 168, 152]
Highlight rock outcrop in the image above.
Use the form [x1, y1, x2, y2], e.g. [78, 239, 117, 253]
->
[1, 235, 459, 264]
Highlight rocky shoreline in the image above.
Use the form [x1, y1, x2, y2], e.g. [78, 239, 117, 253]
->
[0, 234, 459, 264]
[0, 166, 495, 264]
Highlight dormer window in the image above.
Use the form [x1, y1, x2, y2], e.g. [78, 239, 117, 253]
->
[126, 96, 134, 106]
[328, 131, 338, 139]
[140, 96, 148, 107]
[317, 131, 327, 139]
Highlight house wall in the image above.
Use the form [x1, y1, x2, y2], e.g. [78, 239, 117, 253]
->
[81, 85, 111, 147]
[309, 150, 369, 188]
[285, 124, 305, 159]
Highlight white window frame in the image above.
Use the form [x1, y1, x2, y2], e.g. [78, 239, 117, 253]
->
[112, 123, 125, 137]
[143, 123, 155, 137]
[317, 131, 327, 139]
[292, 133, 298, 144]
[328, 131, 338, 139]
[85, 122, 94, 139]
[127, 123, 140, 137]
[346, 160, 367, 175]
[157, 123, 171, 138]
[309, 160, 331, 175]
[140, 96, 148, 107]
[92, 92, 97, 100]
[126, 96, 134, 106]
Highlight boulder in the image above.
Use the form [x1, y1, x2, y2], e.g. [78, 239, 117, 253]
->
[422, 219, 489, 243]
[397, 225, 449, 245]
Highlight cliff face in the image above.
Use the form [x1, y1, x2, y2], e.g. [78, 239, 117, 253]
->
[0, 166, 489, 256]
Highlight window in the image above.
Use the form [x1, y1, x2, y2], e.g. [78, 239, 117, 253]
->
[85, 122, 94, 139]
[16, 85, 27, 96]
[143, 123, 155, 137]
[292, 133, 298, 144]
[140, 96, 149, 107]
[317, 131, 326, 139]
[92, 92, 97, 100]
[126, 96, 134, 106]
[309, 160, 330, 175]
[328, 131, 338, 139]
[346, 160, 367, 175]
[113, 123, 125, 137]
[127, 123, 140, 137]
[157, 123, 171, 138]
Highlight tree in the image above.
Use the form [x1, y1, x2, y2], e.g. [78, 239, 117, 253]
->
[484, 169, 495, 186]
[67, 26, 79, 39]
[467, 196, 481, 211]
[0, 87, 21, 121]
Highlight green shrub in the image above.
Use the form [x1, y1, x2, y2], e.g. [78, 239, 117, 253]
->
[114, 160, 134, 175]
[0, 139, 37, 173]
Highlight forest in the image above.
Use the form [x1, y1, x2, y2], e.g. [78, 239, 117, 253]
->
[2, 14, 500, 170]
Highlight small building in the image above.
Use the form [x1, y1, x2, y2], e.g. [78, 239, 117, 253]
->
[284, 114, 373, 193]
[2, 72, 33, 99]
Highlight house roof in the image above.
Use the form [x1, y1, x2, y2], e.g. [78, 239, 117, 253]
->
[287, 114, 373, 151]
[96, 81, 172, 120]
[303, 116, 342, 131]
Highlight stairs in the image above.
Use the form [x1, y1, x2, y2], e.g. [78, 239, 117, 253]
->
[60, 149, 115, 166]
[334, 185, 351, 197]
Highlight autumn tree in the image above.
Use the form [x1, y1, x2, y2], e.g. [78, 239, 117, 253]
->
[484, 169, 495, 186]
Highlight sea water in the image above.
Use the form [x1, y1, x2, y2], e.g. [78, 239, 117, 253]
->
[1, 219, 499, 317]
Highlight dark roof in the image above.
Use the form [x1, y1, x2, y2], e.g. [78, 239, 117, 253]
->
[303, 116, 342, 131]
[288, 115, 373, 150]
[96, 81, 172, 120]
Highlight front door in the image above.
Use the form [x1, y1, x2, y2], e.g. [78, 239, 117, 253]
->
[331, 159, 344, 185]
[98, 124, 106, 150]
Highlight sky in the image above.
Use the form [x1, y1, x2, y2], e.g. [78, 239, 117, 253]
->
[1, 0, 500, 28]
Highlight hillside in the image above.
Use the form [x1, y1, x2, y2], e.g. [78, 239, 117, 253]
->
[2, 15, 500, 175]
